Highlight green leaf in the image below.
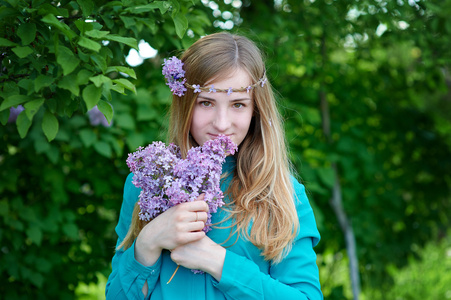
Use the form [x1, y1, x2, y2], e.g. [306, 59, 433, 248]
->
[18, 78, 34, 94]
[79, 129, 97, 147]
[100, 1, 123, 8]
[115, 113, 135, 130]
[89, 75, 112, 88]
[26, 226, 43, 246]
[0, 7, 19, 19]
[74, 19, 93, 34]
[82, 84, 102, 110]
[106, 66, 137, 79]
[37, 4, 69, 18]
[78, 36, 101, 52]
[77, 69, 94, 85]
[17, 22, 36, 45]
[84, 29, 110, 39]
[317, 167, 335, 188]
[12, 46, 33, 58]
[94, 140, 112, 157]
[125, 2, 170, 14]
[24, 98, 44, 121]
[0, 95, 29, 111]
[41, 14, 76, 40]
[0, 110, 9, 125]
[137, 104, 157, 121]
[57, 46, 80, 76]
[112, 78, 136, 94]
[76, 0, 95, 17]
[16, 111, 32, 138]
[172, 13, 188, 39]
[0, 37, 18, 47]
[42, 111, 59, 142]
[110, 84, 125, 94]
[97, 100, 113, 124]
[29, 272, 44, 288]
[91, 53, 107, 72]
[169, 0, 181, 14]
[34, 75, 54, 92]
[119, 15, 136, 29]
[59, 74, 80, 96]
[62, 223, 79, 239]
[0, 200, 9, 217]
[126, 132, 144, 150]
[104, 34, 138, 49]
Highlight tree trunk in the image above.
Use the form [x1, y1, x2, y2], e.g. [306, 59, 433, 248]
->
[320, 35, 361, 300]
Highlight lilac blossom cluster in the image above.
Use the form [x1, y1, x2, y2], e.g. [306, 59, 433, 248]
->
[87, 105, 112, 127]
[126, 135, 238, 232]
[162, 56, 187, 97]
[8, 105, 24, 123]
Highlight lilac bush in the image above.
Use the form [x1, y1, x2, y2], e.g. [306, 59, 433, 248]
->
[126, 135, 237, 232]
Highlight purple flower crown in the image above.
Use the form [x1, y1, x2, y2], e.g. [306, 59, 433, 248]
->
[162, 56, 267, 97]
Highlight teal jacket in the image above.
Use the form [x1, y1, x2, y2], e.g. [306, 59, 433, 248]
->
[106, 156, 323, 299]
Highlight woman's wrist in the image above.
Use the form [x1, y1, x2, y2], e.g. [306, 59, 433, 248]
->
[204, 245, 226, 282]
[134, 227, 162, 267]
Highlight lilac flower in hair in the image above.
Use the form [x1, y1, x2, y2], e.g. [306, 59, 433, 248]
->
[193, 84, 201, 93]
[209, 85, 216, 93]
[227, 87, 233, 95]
[162, 56, 187, 97]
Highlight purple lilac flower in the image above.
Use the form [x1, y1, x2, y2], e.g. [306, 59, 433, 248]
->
[162, 56, 187, 97]
[227, 87, 233, 95]
[208, 85, 216, 93]
[126, 135, 238, 232]
[261, 77, 267, 87]
[246, 86, 252, 93]
[88, 105, 112, 127]
[193, 84, 201, 93]
[8, 105, 24, 123]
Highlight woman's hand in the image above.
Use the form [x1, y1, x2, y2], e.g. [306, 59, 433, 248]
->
[134, 194, 209, 267]
[170, 236, 226, 282]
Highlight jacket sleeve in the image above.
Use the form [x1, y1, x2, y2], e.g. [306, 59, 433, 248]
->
[212, 179, 323, 300]
[105, 173, 162, 300]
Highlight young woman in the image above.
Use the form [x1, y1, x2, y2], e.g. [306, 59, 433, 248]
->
[106, 32, 323, 299]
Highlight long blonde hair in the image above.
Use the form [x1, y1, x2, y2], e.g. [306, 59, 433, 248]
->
[119, 32, 299, 263]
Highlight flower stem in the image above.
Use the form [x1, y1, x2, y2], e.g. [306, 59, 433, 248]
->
[166, 265, 180, 284]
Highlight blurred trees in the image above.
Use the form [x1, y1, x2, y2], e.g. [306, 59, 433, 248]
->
[1, 0, 451, 299]
[231, 0, 451, 298]
[0, 0, 211, 298]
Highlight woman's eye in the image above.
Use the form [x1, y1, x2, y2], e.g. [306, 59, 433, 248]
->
[233, 103, 244, 108]
[200, 101, 212, 107]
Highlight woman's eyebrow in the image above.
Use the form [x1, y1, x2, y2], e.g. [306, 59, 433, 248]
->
[197, 95, 252, 102]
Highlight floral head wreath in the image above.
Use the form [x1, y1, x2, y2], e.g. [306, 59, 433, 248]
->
[162, 56, 267, 97]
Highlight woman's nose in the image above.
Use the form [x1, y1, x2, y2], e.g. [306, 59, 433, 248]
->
[213, 109, 231, 132]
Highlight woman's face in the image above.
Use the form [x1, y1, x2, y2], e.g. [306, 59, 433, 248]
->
[190, 68, 254, 147]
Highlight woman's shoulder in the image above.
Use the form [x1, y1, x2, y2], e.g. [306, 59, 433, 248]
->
[289, 175, 321, 245]
[123, 173, 141, 203]
[289, 175, 308, 204]
[115, 173, 141, 236]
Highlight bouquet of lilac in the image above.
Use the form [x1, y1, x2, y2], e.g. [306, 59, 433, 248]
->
[126, 135, 238, 232]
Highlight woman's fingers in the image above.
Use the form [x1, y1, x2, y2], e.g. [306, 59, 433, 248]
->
[187, 199, 209, 212]
[193, 211, 208, 223]
[174, 230, 205, 245]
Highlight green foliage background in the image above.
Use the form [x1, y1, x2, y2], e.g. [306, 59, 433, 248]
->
[1, 0, 450, 299]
